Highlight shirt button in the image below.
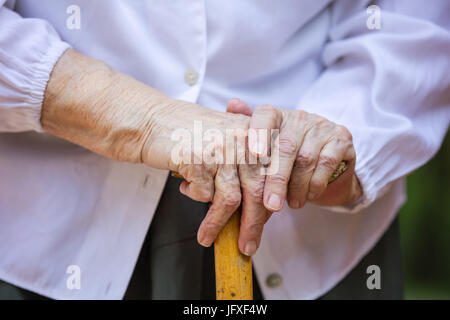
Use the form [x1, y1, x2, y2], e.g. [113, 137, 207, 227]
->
[265, 273, 283, 288]
[185, 69, 199, 86]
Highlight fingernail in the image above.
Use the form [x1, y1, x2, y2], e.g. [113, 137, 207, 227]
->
[290, 200, 300, 209]
[198, 230, 213, 247]
[199, 238, 213, 248]
[267, 193, 282, 211]
[308, 192, 317, 200]
[244, 241, 257, 256]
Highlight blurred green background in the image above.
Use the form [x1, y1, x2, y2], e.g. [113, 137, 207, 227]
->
[399, 131, 450, 299]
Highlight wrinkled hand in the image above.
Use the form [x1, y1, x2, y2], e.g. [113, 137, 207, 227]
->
[227, 99, 363, 212]
[142, 99, 270, 256]
[42, 49, 268, 256]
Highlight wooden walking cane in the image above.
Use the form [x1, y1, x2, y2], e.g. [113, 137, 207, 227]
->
[214, 208, 252, 300]
[172, 160, 347, 300]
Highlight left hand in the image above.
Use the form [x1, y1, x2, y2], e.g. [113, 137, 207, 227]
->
[227, 99, 363, 212]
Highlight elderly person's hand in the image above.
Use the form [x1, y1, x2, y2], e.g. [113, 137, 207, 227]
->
[42, 49, 268, 256]
[226, 99, 363, 212]
[140, 100, 267, 255]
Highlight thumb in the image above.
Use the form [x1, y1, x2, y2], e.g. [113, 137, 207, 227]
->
[226, 98, 253, 116]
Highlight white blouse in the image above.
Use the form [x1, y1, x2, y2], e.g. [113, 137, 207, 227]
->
[0, 0, 448, 299]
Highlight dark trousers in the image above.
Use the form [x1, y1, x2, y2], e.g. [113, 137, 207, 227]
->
[0, 176, 403, 300]
[123, 175, 264, 300]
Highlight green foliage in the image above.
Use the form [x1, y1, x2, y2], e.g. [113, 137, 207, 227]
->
[399, 131, 450, 299]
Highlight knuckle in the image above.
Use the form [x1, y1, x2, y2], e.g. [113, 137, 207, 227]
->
[309, 178, 327, 194]
[278, 137, 298, 156]
[316, 120, 333, 131]
[347, 147, 356, 159]
[311, 114, 328, 125]
[318, 155, 338, 170]
[197, 195, 212, 202]
[233, 113, 251, 125]
[295, 151, 315, 168]
[267, 173, 290, 186]
[197, 189, 214, 202]
[297, 110, 308, 118]
[255, 104, 277, 116]
[247, 183, 265, 202]
[335, 125, 353, 140]
[223, 192, 241, 208]
[204, 219, 225, 234]
[291, 110, 308, 122]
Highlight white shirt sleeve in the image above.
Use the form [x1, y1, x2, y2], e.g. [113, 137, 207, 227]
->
[298, 0, 450, 213]
[0, 0, 70, 132]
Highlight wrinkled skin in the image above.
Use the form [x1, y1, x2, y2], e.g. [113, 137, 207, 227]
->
[140, 99, 268, 255]
[227, 100, 363, 212]
[42, 49, 361, 258]
[42, 49, 267, 256]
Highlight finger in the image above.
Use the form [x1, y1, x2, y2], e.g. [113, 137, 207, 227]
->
[263, 111, 306, 211]
[238, 165, 269, 256]
[287, 124, 331, 209]
[226, 98, 253, 116]
[308, 128, 355, 200]
[197, 165, 241, 247]
[248, 105, 281, 157]
[314, 162, 358, 206]
[179, 177, 214, 203]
